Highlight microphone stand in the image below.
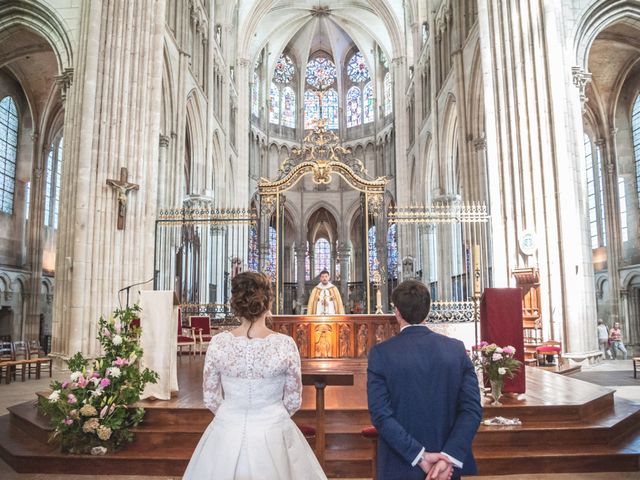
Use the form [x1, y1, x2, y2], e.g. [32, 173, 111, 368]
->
[119, 276, 156, 309]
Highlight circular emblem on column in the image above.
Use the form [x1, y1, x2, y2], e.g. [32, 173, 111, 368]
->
[519, 230, 537, 256]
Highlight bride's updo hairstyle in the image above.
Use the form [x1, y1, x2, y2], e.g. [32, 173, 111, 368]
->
[230, 271, 274, 337]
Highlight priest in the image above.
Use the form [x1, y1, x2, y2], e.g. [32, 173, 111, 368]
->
[307, 270, 345, 315]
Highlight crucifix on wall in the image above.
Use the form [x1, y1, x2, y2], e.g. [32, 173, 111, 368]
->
[106, 167, 139, 230]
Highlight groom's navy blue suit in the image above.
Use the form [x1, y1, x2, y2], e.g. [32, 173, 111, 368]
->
[367, 325, 482, 480]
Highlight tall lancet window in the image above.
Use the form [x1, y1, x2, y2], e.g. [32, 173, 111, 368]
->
[632, 95, 640, 206]
[305, 57, 338, 130]
[584, 133, 606, 248]
[387, 223, 398, 279]
[345, 52, 373, 128]
[384, 72, 393, 116]
[248, 224, 258, 271]
[368, 225, 378, 277]
[44, 136, 64, 228]
[0, 96, 18, 214]
[314, 238, 331, 276]
[269, 54, 296, 128]
[251, 70, 260, 118]
[266, 226, 277, 281]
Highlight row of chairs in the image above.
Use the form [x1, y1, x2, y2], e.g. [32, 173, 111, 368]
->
[0, 340, 53, 384]
[177, 315, 213, 356]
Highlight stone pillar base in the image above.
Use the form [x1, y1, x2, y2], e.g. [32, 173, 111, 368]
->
[563, 350, 604, 367]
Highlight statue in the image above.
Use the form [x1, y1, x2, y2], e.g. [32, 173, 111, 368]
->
[295, 324, 308, 357]
[339, 324, 351, 357]
[314, 325, 332, 358]
[375, 324, 385, 344]
[357, 324, 368, 358]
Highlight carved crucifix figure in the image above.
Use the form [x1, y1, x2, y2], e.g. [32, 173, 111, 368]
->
[106, 167, 139, 230]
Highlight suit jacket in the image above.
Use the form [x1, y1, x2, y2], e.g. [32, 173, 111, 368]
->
[367, 325, 482, 480]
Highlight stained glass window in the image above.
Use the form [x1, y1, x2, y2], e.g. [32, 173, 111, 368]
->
[304, 90, 320, 129]
[306, 58, 336, 89]
[251, 71, 260, 117]
[24, 181, 30, 220]
[273, 54, 295, 84]
[368, 225, 378, 277]
[347, 52, 370, 83]
[269, 83, 280, 124]
[281, 86, 296, 128]
[0, 96, 18, 214]
[384, 72, 392, 116]
[44, 137, 64, 228]
[322, 89, 339, 130]
[265, 226, 277, 281]
[619, 177, 628, 242]
[633, 95, 640, 207]
[314, 238, 331, 276]
[387, 223, 398, 279]
[305, 242, 311, 281]
[584, 134, 597, 248]
[363, 82, 374, 124]
[248, 225, 258, 271]
[346, 86, 362, 128]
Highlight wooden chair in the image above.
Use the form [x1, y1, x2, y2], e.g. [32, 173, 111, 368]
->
[536, 340, 561, 366]
[633, 357, 640, 379]
[190, 316, 212, 355]
[27, 340, 52, 379]
[177, 313, 196, 356]
[12, 341, 33, 381]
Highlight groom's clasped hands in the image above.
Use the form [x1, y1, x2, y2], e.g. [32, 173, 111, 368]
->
[418, 452, 454, 480]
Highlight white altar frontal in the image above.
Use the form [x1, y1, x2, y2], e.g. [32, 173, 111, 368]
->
[139, 290, 179, 400]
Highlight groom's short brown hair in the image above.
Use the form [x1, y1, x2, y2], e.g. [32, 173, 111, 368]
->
[391, 280, 431, 324]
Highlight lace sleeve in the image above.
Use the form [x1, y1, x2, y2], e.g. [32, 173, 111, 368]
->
[202, 338, 223, 413]
[283, 336, 303, 416]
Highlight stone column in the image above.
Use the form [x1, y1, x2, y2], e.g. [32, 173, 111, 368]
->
[295, 245, 306, 308]
[477, 0, 597, 356]
[338, 243, 352, 311]
[52, 0, 166, 358]
[601, 129, 622, 326]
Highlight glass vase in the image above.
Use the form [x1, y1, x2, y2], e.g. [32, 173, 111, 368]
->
[489, 378, 503, 406]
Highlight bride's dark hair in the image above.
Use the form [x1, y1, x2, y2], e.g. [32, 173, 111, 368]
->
[230, 271, 273, 338]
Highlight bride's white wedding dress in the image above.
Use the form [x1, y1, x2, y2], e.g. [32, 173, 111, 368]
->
[182, 331, 327, 480]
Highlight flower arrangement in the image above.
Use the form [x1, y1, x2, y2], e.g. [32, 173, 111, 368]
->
[38, 305, 158, 454]
[473, 342, 522, 405]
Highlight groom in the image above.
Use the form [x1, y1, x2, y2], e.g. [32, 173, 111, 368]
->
[367, 280, 482, 479]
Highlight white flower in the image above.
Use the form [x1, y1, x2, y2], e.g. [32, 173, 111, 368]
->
[48, 390, 60, 402]
[91, 377, 101, 386]
[90, 388, 104, 398]
[498, 367, 507, 375]
[492, 353, 503, 361]
[495, 347, 503, 353]
[112, 334, 123, 346]
[70, 371, 82, 382]
[107, 366, 121, 378]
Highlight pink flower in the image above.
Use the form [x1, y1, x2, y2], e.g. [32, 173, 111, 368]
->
[479, 341, 489, 347]
[102, 327, 111, 338]
[76, 376, 88, 388]
[92, 371, 101, 378]
[61, 381, 69, 389]
[63, 417, 73, 425]
[113, 357, 129, 367]
[100, 405, 109, 418]
[99, 378, 111, 388]
[67, 394, 77, 404]
[492, 353, 503, 361]
[503, 346, 516, 355]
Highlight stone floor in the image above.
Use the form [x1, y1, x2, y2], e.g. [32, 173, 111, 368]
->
[0, 359, 637, 479]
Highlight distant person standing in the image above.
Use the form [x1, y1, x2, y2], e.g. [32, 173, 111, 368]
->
[609, 322, 628, 360]
[597, 319, 612, 359]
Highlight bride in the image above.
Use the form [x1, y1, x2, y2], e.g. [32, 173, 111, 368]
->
[183, 271, 327, 480]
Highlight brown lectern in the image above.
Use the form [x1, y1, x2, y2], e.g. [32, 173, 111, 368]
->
[302, 371, 354, 468]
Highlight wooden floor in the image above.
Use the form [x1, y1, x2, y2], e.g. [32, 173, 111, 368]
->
[1, 355, 639, 478]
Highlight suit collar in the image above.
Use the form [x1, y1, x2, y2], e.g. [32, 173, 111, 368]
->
[399, 323, 431, 335]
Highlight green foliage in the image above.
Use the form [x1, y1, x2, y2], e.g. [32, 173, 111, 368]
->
[38, 305, 158, 454]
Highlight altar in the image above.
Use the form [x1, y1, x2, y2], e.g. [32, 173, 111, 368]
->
[271, 314, 398, 360]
